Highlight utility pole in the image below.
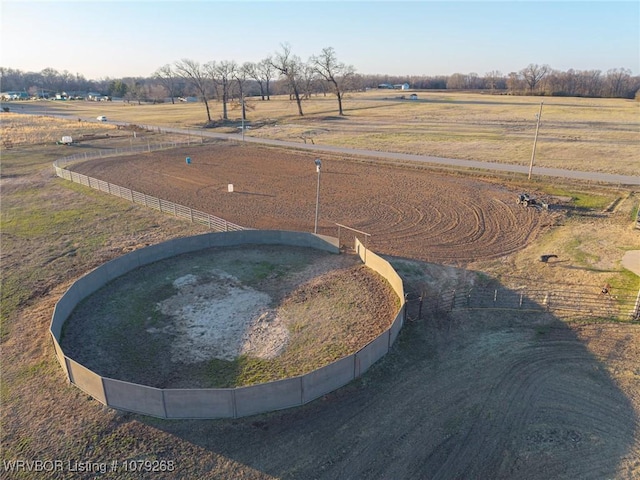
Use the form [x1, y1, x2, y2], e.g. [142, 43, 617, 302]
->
[241, 93, 245, 142]
[314, 158, 322, 234]
[528, 101, 544, 180]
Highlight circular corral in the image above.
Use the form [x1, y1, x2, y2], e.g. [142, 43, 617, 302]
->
[51, 231, 405, 418]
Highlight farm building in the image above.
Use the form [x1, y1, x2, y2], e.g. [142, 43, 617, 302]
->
[1, 91, 29, 100]
[378, 83, 410, 90]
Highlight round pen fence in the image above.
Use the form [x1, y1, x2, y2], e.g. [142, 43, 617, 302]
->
[50, 231, 406, 419]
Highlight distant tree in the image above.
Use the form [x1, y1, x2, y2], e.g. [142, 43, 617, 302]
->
[447, 73, 468, 90]
[605, 68, 633, 98]
[520, 64, 550, 93]
[174, 59, 212, 122]
[147, 84, 168, 104]
[232, 63, 252, 121]
[484, 70, 506, 90]
[270, 43, 305, 116]
[300, 62, 318, 99]
[210, 60, 237, 121]
[311, 47, 355, 115]
[581, 70, 604, 97]
[506, 71, 524, 93]
[108, 79, 128, 98]
[154, 64, 178, 104]
[246, 57, 275, 101]
[123, 78, 145, 104]
[258, 57, 275, 100]
[40, 68, 61, 92]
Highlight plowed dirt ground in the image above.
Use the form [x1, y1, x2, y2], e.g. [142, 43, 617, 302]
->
[69, 141, 550, 264]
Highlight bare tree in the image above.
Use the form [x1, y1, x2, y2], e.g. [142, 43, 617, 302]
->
[258, 57, 275, 100]
[300, 62, 318, 99]
[270, 44, 305, 116]
[209, 60, 237, 121]
[174, 59, 213, 122]
[123, 78, 145, 105]
[40, 67, 60, 91]
[246, 57, 275, 101]
[311, 47, 355, 115]
[147, 84, 168, 104]
[154, 64, 178, 104]
[446, 73, 468, 90]
[605, 68, 632, 98]
[521, 64, 550, 93]
[484, 70, 504, 90]
[582, 70, 603, 97]
[232, 63, 252, 121]
[507, 71, 524, 93]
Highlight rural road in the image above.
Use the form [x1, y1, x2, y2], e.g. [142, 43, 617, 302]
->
[211, 130, 640, 186]
[7, 102, 640, 186]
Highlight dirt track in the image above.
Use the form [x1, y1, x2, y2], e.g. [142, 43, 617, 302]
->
[62, 141, 639, 479]
[70, 141, 549, 264]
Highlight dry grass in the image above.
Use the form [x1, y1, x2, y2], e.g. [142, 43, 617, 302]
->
[1, 111, 638, 480]
[16, 91, 639, 176]
[0, 114, 118, 147]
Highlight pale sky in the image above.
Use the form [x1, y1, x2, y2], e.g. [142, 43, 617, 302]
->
[1, 0, 638, 80]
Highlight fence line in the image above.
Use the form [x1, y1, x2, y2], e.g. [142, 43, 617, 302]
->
[53, 141, 246, 233]
[53, 138, 639, 322]
[410, 286, 639, 322]
[50, 230, 406, 419]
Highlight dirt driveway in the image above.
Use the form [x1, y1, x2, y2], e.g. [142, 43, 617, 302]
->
[57, 142, 640, 479]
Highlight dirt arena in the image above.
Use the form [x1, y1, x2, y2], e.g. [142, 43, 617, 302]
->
[69, 141, 549, 264]
[62, 141, 639, 479]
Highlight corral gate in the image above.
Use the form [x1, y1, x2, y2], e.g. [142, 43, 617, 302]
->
[336, 223, 371, 258]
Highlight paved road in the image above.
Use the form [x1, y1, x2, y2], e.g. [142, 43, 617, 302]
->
[7, 102, 640, 186]
[159, 126, 640, 186]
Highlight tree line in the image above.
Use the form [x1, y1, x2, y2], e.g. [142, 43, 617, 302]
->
[1, 43, 638, 121]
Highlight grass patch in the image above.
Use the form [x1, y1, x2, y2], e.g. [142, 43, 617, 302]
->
[607, 269, 640, 291]
[540, 185, 613, 209]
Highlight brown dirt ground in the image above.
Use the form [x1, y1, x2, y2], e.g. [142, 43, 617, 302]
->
[58, 141, 640, 479]
[69, 141, 553, 264]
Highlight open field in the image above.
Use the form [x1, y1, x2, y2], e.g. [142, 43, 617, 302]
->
[1, 112, 639, 479]
[4, 89, 639, 176]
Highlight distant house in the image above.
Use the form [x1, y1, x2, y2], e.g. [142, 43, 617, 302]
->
[87, 92, 107, 101]
[409, 93, 418, 100]
[178, 96, 198, 102]
[1, 91, 29, 100]
[379, 83, 410, 90]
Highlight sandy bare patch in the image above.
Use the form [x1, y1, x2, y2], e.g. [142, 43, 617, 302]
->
[152, 271, 289, 362]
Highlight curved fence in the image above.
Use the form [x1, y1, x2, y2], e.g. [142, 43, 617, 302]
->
[53, 140, 246, 232]
[50, 230, 406, 419]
